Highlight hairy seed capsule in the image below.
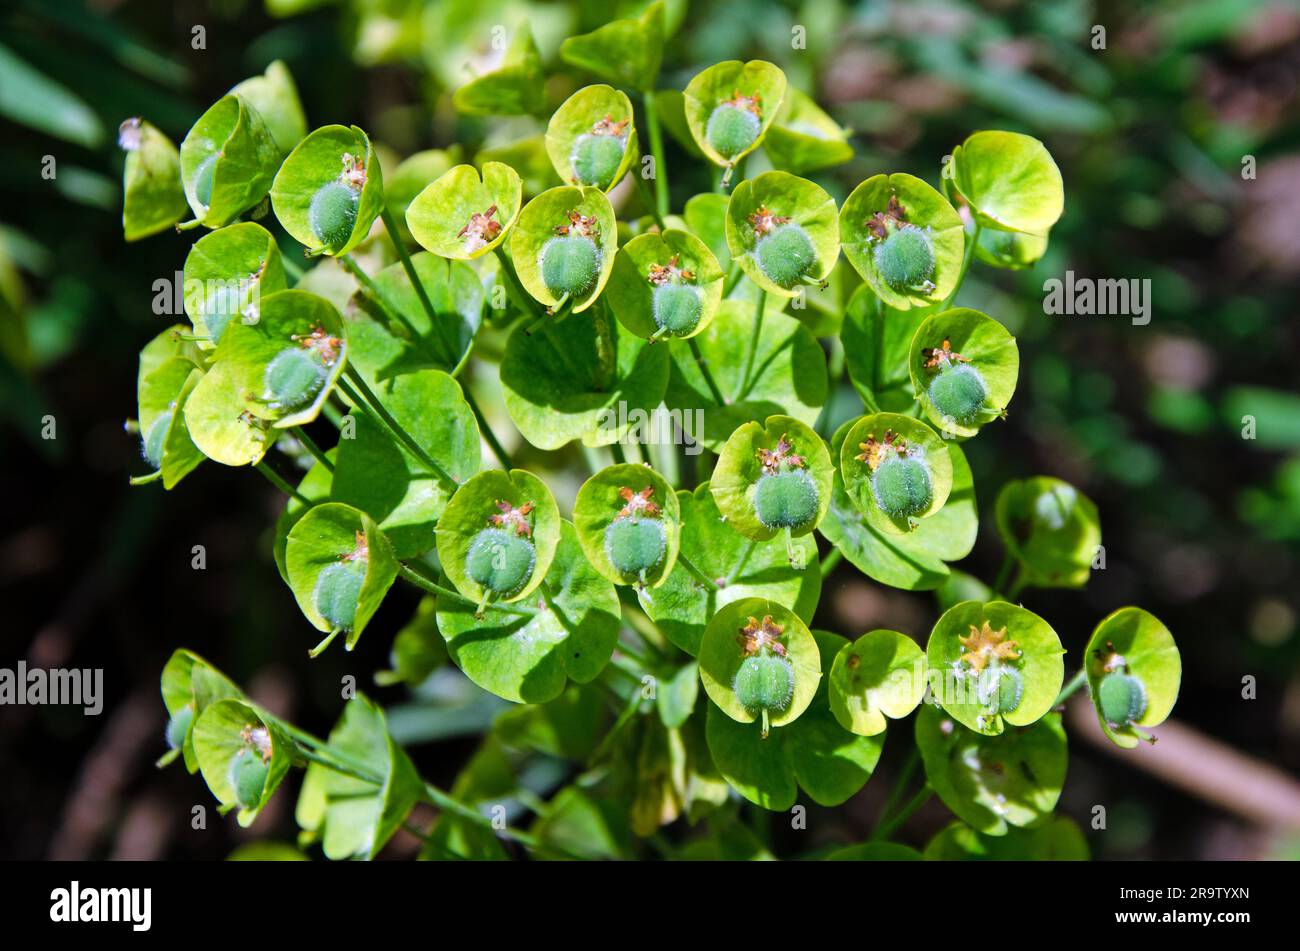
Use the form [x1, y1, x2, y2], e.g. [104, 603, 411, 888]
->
[651, 283, 704, 335]
[466, 527, 536, 597]
[976, 666, 1024, 715]
[313, 560, 366, 631]
[755, 224, 816, 288]
[264, 347, 327, 410]
[142, 410, 172, 469]
[871, 453, 933, 520]
[706, 104, 760, 160]
[603, 516, 667, 579]
[874, 224, 935, 291]
[540, 235, 600, 297]
[194, 153, 218, 208]
[733, 653, 795, 714]
[165, 705, 193, 751]
[753, 469, 819, 530]
[228, 749, 269, 809]
[1098, 672, 1147, 726]
[570, 133, 625, 190]
[309, 180, 360, 249]
[928, 364, 988, 425]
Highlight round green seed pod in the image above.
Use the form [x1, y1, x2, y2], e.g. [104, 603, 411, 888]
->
[706, 103, 760, 160]
[871, 454, 934, 520]
[755, 223, 816, 288]
[540, 235, 601, 298]
[874, 224, 936, 291]
[928, 364, 988, 425]
[603, 516, 667, 579]
[142, 409, 172, 469]
[651, 283, 704, 335]
[465, 527, 537, 597]
[308, 180, 360, 249]
[228, 750, 269, 809]
[165, 705, 193, 751]
[976, 666, 1024, 715]
[753, 469, 819, 530]
[732, 653, 795, 715]
[194, 153, 218, 208]
[1098, 672, 1147, 726]
[263, 347, 327, 410]
[570, 133, 625, 189]
[313, 560, 366, 631]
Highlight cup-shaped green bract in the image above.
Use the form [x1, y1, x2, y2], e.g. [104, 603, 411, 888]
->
[183, 222, 288, 348]
[1085, 607, 1180, 748]
[574, 463, 680, 588]
[119, 118, 187, 241]
[974, 226, 1049, 270]
[509, 185, 618, 313]
[136, 349, 205, 489]
[607, 229, 724, 341]
[839, 413, 953, 535]
[725, 171, 839, 297]
[763, 88, 854, 175]
[215, 289, 347, 429]
[924, 816, 1090, 861]
[995, 476, 1101, 590]
[285, 503, 400, 652]
[179, 94, 281, 228]
[908, 308, 1019, 438]
[385, 147, 463, 244]
[545, 86, 638, 192]
[192, 698, 293, 826]
[271, 125, 384, 257]
[183, 360, 279, 467]
[829, 629, 927, 736]
[159, 649, 243, 772]
[437, 469, 561, 606]
[699, 598, 820, 731]
[406, 162, 522, 261]
[557, 1, 666, 92]
[228, 60, 307, 156]
[712, 416, 833, 542]
[451, 25, 546, 116]
[943, 130, 1064, 235]
[926, 600, 1065, 735]
[684, 60, 786, 168]
[840, 173, 965, 310]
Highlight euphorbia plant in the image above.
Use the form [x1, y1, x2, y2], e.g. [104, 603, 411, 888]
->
[124, 14, 1179, 861]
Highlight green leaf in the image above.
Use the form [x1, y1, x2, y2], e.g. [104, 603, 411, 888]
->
[725, 171, 840, 297]
[974, 226, 1049, 270]
[944, 130, 1064, 235]
[573, 463, 681, 587]
[828, 629, 926, 736]
[183, 359, 279, 466]
[558, 2, 666, 92]
[924, 816, 1089, 860]
[607, 229, 725, 341]
[838, 412, 954, 535]
[545, 86, 639, 191]
[916, 703, 1067, 836]
[452, 26, 546, 117]
[508, 185, 618, 313]
[908, 308, 1020, 438]
[683, 192, 730, 268]
[0, 42, 104, 147]
[229, 60, 307, 155]
[531, 786, 634, 859]
[136, 357, 205, 489]
[375, 596, 448, 687]
[657, 662, 699, 729]
[826, 842, 923, 861]
[271, 124, 384, 256]
[841, 285, 927, 414]
[192, 698, 294, 826]
[385, 148, 464, 244]
[119, 119, 187, 241]
[995, 476, 1101, 590]
[496, 684, 610, 760]
[159, 649, 243, 772]
[438, 521, 619, 704]
[406, 162, 522, 260]
[182, 222, 288, 348]
[180, 94, 281, 228]
[1084, 607, 1181, 749]
[684, 60, 787, 168]
[763, 88, 854, 175]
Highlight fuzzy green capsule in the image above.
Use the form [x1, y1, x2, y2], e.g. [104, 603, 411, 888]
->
[141, 409, 172, 469]
[264, 347, 327, 410]
[466, 527, 536, 597]
[871, 454, 933, 520]
[753, 469, 819, 531]
[570, 133, 625, 190]
[227, 749, 269, 809]
[733, 653, 794, 717]
[313, 560, 366, 631]
[1098, 672, 1147, 726]
[928, 364, 988, 425]
[309, 180, 360, 249]
[976, 666, 1024, 715]
[652, 283, 704, 336]
[540, 235, 600, 298]
[755, 223, 816, 289]
[874, 224, 935, 292]
[603, 516, 667, 580]
[706, 103, 760, 160]
[194, 153, 218, 208]
[165, 704, 193, 751]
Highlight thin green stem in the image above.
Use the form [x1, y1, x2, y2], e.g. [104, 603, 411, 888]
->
[993, 551, 1016, 596]
[1055, 668, 1088, 706]
[281, 254, 305, 282]
[943, 220, 981, 310]
[296, 745, 382, 785]
[290, 425, 334, 472]
[820, 548, 843, 577]
[642, 92, 670, 219]
[609, 441, 627, 465]
[676, 552, 719, 591]
[339, 254, 422, 341]
[255, 462, 311, 504]
[461, 384, 513, 469]
[722, 263, 743, 297]
[724, 539, 759, 586]
[632, 171, 666, 231]
[339, 367, 457, 488]
[614, 637, 655, 670]
[381, 204, 458, 360]
[688, 337, 727, 406]
[873, 783, 933, 842]
[736, 291, 766, 402]
[396, 563, 534, 617]
[1005, 570, 1027, 602]
[493, 247, 545, 322]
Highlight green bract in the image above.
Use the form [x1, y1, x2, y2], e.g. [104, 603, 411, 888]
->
[995, 477, 1101, 590]
[285, 502, 400, 654]
[452, 26, 545, 116]
[839, 413, 953, 534]
[573, 464, 680, 588]
[509, 185, 618, 313]
[607, 229, 724, 341]
[725, 171, 839, 297]
[192, 699, 293, 826]
[119, 118, 187, 241]
[684, 60, 787, 170]
[828, 629, 927, 736]
[271, 125, 384, 256]
[840, 173, 964, 310]
[228, 60, 307, 156]
[944, 130, 1064, 235]
[711, 416, 833, 544]
[158, 649, 243, 772]
[179, 94, 280, 228]
[924, 817, 1088, 860]
[1085, 607, 1181, 748]
[545, 86, 638, 192]
[558, 1, 666, 92]
[908, 308, 1020, 437]
[763, 88, 854, 175]
[975, 227, 1049, 270]
[183, 222, 288, 348]
[926, 600, 1065, 735]
[183, 360, 278, 466]
[406, 162, 522, 260]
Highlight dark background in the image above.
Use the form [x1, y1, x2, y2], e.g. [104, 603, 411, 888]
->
[1, 0, 1298, 859]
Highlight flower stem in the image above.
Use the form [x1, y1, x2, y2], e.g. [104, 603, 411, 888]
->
[461, 384, 513, 469]
[873, 782, 932, 842]
[688, 336, 726, 406]
[676, 552, 719, 590]
[632, 171, 666, 231]
[820, 547, 843, 577]
[736, 291, 766, 402]
[338, 367, 457, 488]
[724, 538, 759, 586]
[396, 562, 534, 617]
[290, 425, 334, 472]
[1055, 668, 1088, 706]
[380, 204, 459, 360]
[492, 247, 545, 322]
[255, 461, 311, 504]
[943, 219, 981, 309]
[642, 92, 670, 219]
